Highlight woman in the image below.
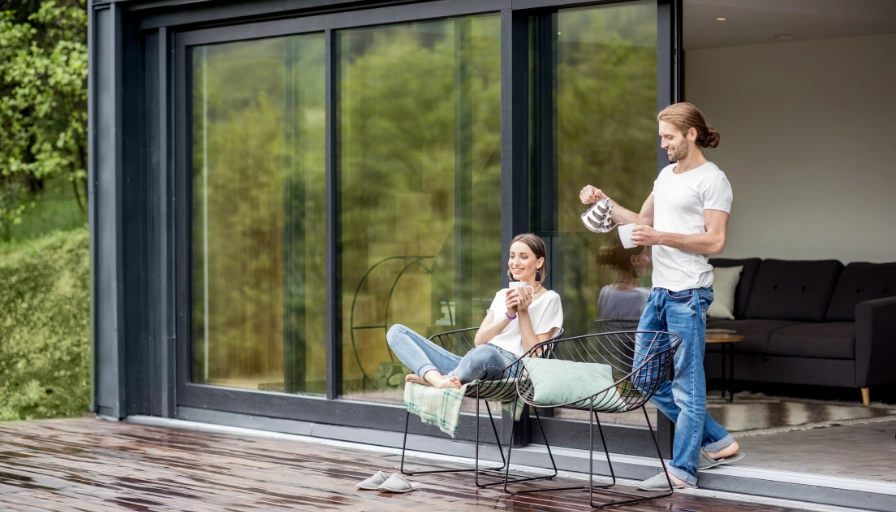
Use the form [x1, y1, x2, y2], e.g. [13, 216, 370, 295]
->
[596, 232, 652, 322]
[387, 233, 563, 390]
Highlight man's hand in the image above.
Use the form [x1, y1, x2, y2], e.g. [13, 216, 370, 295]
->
[638, 210, 729, 254]
[632, 225, 663, 247]
[579, 185, 608, 205]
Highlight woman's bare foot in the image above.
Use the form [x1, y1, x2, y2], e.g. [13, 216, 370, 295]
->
[405, 374, 430, 386]
[706, 440, 739, 460]
[420, 370, 462, 389]
[430, 375, 462, 389]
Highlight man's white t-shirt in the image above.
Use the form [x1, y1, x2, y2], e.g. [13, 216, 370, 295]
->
[650, 161, 733, 292]
[486, 289, 563, 356]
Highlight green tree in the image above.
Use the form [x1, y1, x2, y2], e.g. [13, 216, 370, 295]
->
[0, 0, 44, 22]
[0, 0, 87, 240]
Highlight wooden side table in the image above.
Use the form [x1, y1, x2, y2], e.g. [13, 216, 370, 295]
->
[705, 332, 744, 402]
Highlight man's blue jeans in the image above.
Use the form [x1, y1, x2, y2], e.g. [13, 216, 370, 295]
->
[634, 287, 735, 485]
[386, 324, 518, 383]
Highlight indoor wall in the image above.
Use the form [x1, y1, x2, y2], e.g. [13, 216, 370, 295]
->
[685, 33, 896, 263]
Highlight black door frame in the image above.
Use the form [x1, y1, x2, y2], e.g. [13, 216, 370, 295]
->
[98, 0, 680, 457]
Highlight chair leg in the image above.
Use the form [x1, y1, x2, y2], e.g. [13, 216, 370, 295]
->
[532, 407, 558, 481]
[862, 387, 870, 406]
[500, 400, 516, 492]
[402, 400, 506, 478]
[592, 411, 616, 485]
[482, 402, 531, 490]
[502, 405, 586, 496]
[584, 406, 674, 509]
[642, 406, 675, 500]
[399, 410, 411, 475]
[474, 401, 510, 487]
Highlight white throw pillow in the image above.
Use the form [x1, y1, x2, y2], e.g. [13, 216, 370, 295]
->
[708, 266, 743, 320]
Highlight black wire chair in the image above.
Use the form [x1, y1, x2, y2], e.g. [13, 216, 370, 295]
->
[593, 318, 640, 333]
[399, 326, 564, 488]
[504, 330, 682, 508]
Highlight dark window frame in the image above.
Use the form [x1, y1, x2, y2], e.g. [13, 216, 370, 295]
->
[169, 0, 679, 454]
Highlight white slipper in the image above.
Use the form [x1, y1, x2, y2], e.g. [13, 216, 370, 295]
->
[356, 471, 389, 490]
[377, 473, 422, 493]
[698, 449, 745, 470]
[636, 472, 693, 491]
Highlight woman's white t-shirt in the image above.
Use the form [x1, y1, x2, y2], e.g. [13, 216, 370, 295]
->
[485, 289, 564, 356]
[651, 161, 733, 291]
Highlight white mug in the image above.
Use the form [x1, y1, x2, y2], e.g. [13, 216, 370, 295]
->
[508, 281, 535, 295]
[617, 223, 636, 249]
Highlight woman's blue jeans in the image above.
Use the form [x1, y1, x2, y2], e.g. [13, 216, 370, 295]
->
[386, 324, 518, 383]
[634, 287, 735, 485]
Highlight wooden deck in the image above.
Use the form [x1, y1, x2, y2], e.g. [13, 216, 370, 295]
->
[0, 417, 808, 511]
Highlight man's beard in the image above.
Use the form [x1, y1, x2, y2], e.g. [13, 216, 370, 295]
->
[669, 143, 689, 162]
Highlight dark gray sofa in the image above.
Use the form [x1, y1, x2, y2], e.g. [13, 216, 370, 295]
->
[704, 258, 896, 404]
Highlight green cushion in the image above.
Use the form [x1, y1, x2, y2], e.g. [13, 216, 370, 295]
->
[521, 358, 626, 411]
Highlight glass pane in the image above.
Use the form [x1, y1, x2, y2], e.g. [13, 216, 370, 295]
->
[191, 34, 327, 395]
[534, 1, 658, 425]
[339, 15, 501, 402]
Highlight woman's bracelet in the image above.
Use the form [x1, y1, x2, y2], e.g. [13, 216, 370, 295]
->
[505, 312, 517, 320]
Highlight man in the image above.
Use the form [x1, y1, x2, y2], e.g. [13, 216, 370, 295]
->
[579, 102, 743, 490]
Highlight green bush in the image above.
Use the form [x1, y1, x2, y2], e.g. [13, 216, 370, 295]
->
[0, 226, 90, 420]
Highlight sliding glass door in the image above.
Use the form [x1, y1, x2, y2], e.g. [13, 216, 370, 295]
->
[530, 0, 670, 430]
[190, 35, 327, 395]
[337, 15, 501, 403]
[175, 0, 677, 454]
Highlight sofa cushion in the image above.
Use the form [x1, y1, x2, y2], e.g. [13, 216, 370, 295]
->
[707, 266, 742, 320]
[767, 322, 855, 359]
[825, 262, 896, 321]
[705, 319, 802, 355]
[709, 258, 760, 319]
[744, 259, 843, 321]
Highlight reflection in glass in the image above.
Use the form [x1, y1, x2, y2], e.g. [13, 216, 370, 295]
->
[191, 35, 327, 394]
[536, 0, 658, 337]
[338, 15, 501, 401]
[596, 233, 652, 326]
[533, 2, 658, 424]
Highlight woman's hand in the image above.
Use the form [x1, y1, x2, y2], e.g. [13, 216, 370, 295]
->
[516, 288, 534, 314]
[505, 289, 520, 316]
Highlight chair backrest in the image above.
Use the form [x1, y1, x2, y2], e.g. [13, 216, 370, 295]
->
[474, 327, 564, 401]
[429, 326, 479, 357]
[517, 330, 681, 411]
[427, 326, 564, 402]
[428, 326, 564, 359]
[594, 318, 639, 334]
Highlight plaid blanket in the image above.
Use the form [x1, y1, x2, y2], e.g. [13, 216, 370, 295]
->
[404, 379, 526, 438]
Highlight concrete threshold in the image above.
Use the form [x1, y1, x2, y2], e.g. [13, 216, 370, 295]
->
[127, 414, 895, 512]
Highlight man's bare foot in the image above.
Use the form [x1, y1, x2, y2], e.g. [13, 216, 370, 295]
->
[669, 473, 693, 487]
[706, 440, 739, 460]
[405, 374, 431, 386]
